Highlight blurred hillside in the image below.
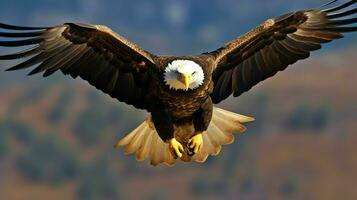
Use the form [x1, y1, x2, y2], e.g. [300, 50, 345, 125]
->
[1, 0, 357, 200]
[0, 49, 356, 200]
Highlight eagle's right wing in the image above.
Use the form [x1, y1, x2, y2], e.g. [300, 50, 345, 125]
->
[0, 23, 157, 109]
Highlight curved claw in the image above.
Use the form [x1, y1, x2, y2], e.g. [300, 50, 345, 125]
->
[169, 138, 184, 158]
[187, 150, 195, 157]
[188, 133, 203, 156]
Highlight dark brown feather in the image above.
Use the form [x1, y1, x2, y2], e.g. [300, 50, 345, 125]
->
[323, 0, 356, 13]
[0, 30, 44, 38]
[0, 23, 48, 30]
[0, 46, 40, 60]
[210, 1, 357, 103]
[0, 23, 157, 109]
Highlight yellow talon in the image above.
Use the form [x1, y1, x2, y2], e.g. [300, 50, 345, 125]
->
[188, 133, 203, 155]
[169, 138, 184, 158]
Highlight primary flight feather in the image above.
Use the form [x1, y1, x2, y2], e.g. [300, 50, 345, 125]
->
[0, 0, 356, 166]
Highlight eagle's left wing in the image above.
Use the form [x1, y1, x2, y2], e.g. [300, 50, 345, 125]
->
[0, 23, 157, 109]
[209, 0, 357, 103]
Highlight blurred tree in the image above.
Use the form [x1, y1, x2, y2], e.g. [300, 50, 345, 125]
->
[47, 90, 74, 123]
[191, 175, 226, 197]
[222, 135, 249, 177]
[146, 192, 166, 200]
[74, 90, 140, 146]
[8, 84, 49, 113]
[310, 106, 330, 130]
[0, 119, 36, 145]
[74, 104, 110, 146]
[16, 134, 80, 184]
[74, 91, 108, 146]
[280, 175, 300, 199]
[248, 93, 269, 135]
[77, 158, 121, 200]
[0, 120, 40, 162]
[240, 175, 255, 195]
[0, 125, 9, 158]
[285, 104, 330, 131]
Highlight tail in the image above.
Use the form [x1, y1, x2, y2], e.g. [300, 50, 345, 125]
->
[114, 107, 254, 166]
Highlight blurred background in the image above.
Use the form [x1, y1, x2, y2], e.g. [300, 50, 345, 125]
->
[0, 0, 357, 200]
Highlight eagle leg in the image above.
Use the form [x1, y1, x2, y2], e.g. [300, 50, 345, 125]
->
[168, 138, 184, 158]
[187, 133, 203, 156]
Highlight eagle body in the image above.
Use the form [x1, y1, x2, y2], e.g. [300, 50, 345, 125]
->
[0, 0, 356, 165]
[144, 56, 216, 153]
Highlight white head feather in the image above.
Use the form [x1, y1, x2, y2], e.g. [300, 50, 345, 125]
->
[164, 60, 205, 91]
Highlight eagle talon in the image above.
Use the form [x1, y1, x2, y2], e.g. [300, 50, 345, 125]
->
[168, 138, 184, 158]
[187, 133, 203, 156]
[187, 150, 195, 157]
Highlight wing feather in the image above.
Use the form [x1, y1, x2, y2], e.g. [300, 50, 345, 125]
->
[0, 23, 157, 109]
[0, 46, 41, 60]
[0, 23, 48, 30]
[210, 0, 357, 103]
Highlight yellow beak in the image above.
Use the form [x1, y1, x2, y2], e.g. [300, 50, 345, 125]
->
[179, 73, 192, 90]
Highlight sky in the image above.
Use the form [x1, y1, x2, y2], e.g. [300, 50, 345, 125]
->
[0, 0, 356, 56]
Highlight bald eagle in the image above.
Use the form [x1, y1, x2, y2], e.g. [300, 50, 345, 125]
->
[0, 0, 356, 166]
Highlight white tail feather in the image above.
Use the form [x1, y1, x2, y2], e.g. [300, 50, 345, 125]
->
[114, 107, 254, 166]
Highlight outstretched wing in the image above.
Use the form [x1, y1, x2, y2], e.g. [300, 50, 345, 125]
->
[0, 23, 157, 109]
[209, 0, 357, 103]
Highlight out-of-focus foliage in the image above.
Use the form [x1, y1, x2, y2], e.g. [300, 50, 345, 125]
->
[74, 106, 109, 146]
[8, 84, 50, 113]
[47, 90, 74, 123]
[0, 120, 36, 145]
[280, 175, 300, 199]
[0, 120, 38, 158]
[0, 123, 9, 158]
[191, 175, 226, 196]
[77, 158, 121, 200]
[73, 91, 138, 146]
[16, 134, 80, 184]
[286, 104, 330, 131]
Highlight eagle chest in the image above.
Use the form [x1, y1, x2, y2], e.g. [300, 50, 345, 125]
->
[159, 83, 211, 119]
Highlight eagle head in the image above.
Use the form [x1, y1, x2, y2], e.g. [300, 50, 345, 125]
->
[164, 60, 205, 91]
